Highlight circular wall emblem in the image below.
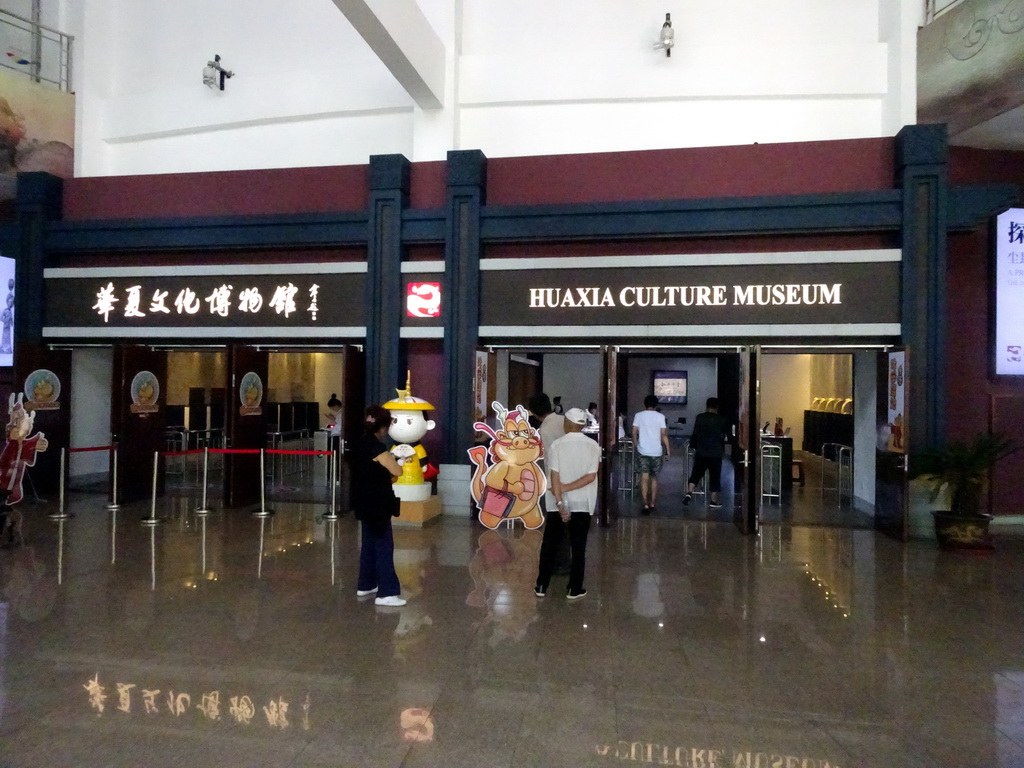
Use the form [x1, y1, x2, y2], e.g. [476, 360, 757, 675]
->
[130, 370, 160, 414]
[24, 369, 61, 411]
[239, 371, 264, 416]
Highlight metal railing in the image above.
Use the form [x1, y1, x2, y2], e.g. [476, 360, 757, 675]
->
[925, 0, 967, 23]
[0, 9, 73, 91]
[615, 438, 635, 493]
[821, 442, 853, 503]
[761, 443, 782, 503]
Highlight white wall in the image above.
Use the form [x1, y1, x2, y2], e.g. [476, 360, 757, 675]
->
[63, 0, 914, 175]
[760, 354, 811, 448]
[626, 356, 717, 436]
[853, 350, 877, 513]
[542, 353, 601, 415]
[69, 347, 112, 478]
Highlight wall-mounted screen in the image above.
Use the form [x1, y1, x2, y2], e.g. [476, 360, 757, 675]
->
[996, 208, 1024, 377]
[652, 370, 687, 404]
[0, 254, 13, 367]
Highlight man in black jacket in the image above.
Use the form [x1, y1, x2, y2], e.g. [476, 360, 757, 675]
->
[683, 397, 729, 508]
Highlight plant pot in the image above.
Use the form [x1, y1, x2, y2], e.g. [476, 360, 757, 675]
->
[932, 511, 994, 550]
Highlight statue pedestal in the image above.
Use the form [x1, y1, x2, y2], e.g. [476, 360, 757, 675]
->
[395, 495, 442, 527]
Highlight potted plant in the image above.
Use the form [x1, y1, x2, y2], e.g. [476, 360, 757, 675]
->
[913, 433, 1018, 550]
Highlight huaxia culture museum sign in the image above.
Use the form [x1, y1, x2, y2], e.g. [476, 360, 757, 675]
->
[481, 259, 900, 328]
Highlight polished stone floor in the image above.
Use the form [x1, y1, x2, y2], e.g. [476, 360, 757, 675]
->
[2, 490, 1024, 767]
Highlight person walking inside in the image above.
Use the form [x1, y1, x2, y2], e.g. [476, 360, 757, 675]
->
[683, 397, 730, 509]
[350, 404, 407, 607]
[632, 395, 669, 513]
[535, 408, 601, 600]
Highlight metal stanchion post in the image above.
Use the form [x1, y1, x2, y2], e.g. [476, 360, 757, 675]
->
[253, 449, 273, 518]
[106, 445, 120, 511]
[49, 448, 73, 520]
[195, 447, 210, 516]
[323, 449, 339, 521]
[141, 451, 163, 526]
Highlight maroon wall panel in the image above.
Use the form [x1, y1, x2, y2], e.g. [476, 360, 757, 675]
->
[946, 229, 992, 440]
[485, 232, 899, 260]
[487, 137, 895, 206]
[63, 165, 369, 220]
[991, 394, 1024, 515]
[405, 339, 445, 470]
[410, 160, 446, 210]
[950, 147, 1024, 187]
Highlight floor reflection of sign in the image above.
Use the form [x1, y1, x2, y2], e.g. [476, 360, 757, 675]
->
[83, 673, 311, 731]
[24, 369, 61, 411]
[130, 371, 159, 414]
[239, 371, 263, 416]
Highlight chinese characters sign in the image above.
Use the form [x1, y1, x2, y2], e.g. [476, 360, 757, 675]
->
[996, 209, 1024, 376]
[44, 268, 363, 334]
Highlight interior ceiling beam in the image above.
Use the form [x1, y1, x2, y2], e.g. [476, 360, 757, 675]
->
[331, 0, 445, 109]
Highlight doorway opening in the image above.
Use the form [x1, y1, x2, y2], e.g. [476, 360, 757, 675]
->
[484, 343, 883, 531]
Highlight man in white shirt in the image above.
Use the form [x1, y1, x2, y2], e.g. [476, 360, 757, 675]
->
[535, 408, 601, 600]
[632, 395, 669, 514]
[528, 393, 565, 512]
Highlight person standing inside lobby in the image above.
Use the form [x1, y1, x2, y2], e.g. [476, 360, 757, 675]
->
[683, 397, 729, 509]
[632, 395, 669, 513]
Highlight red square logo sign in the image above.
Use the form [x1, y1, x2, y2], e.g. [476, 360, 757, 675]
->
[406, 282, 441, 318]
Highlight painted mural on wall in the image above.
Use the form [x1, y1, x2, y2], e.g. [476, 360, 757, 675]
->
[384, 373, 438, 503]
[0, 69, 74, 204]
[468, 401, 545, 530]
[1, 392, 48, 504]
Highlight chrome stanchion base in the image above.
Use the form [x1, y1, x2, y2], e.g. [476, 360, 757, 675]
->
[140, 516, 164, 526]
[322, 512, 339, 521]
[105, 502, 120, 511]
[48, 511, 75, 520]
[194, 507, 211, 516]
[252, 508, 275, 518]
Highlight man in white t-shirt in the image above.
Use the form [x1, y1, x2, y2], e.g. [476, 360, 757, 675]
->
[534, 408, 601, 600]
[528, 393, 565, 512]
[632, 394, 669, 514]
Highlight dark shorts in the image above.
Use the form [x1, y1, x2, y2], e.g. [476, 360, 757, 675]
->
[688, 455, 723, 493]
[635, 453, 663, 476]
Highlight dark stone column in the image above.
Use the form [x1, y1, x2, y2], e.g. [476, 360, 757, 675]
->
[441, 150, 486, 463]
[14, 172, 62, 351]
[895, 124, 948, 452]
[365, 154, 409, 405]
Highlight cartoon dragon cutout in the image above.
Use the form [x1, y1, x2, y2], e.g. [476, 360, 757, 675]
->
[467, 401, 545, 530]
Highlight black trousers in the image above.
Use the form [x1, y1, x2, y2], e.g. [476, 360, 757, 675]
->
[688, 455, 723, 493]
[536, 511, 591, 593]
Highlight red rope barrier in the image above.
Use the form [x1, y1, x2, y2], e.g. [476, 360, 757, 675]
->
[208, 448, 263, 455]
[69, 445, 115, 453]
[164, 449, 205, 457]
[265, 449, 334, 456]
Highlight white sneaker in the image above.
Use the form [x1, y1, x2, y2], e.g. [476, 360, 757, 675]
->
[375, 595, 407, 607]
[356, 587, 378, 597]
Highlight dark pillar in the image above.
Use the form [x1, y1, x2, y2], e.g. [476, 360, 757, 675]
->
[365, 154, 409, 405]
[14, 172, 62, 351]
[441, 150, 486, 463]
[895, 124, 948, 453]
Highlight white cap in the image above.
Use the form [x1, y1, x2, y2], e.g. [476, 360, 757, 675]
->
[564, 407, 587, 425]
